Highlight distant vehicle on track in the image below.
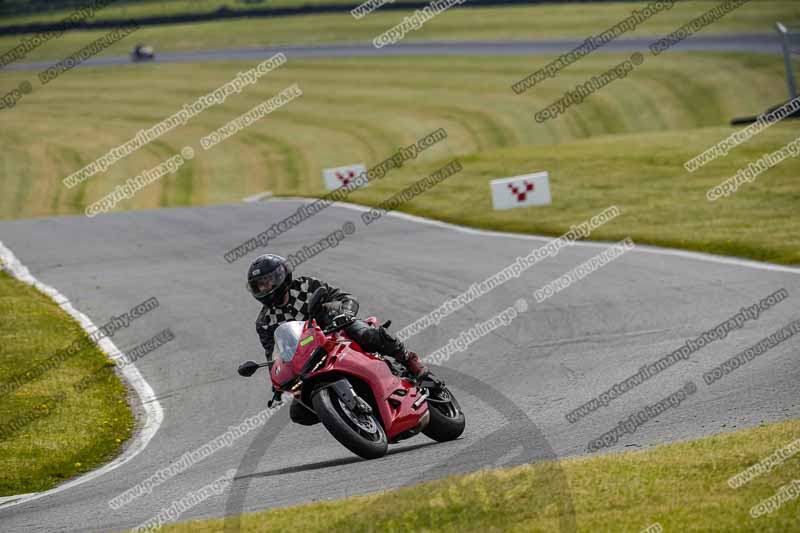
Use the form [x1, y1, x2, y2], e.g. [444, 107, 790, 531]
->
[131, 44, 155, 62]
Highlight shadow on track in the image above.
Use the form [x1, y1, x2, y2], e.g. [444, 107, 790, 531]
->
[222, 364, 576, 532]
[235, 441, 438, 480]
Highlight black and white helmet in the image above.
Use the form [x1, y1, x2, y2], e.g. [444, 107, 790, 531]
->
[247, 254, 292, 307]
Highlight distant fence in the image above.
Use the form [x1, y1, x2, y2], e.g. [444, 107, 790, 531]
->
[0, 0, 648, 36]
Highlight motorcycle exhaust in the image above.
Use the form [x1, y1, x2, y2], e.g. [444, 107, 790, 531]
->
[412, 390, 429, 409]
[416, 409, 431, 432]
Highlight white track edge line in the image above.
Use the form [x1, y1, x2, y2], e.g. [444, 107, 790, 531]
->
[243, 191, 273, 203]
[0, 241, 164, 510]
[254, 196, 800, 275]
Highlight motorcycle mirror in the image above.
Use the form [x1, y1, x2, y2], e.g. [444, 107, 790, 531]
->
[237, 360, 263, 377]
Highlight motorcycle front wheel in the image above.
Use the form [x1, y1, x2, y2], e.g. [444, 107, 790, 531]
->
[312, 387, 388, 459]
[422, 385, 465, 442]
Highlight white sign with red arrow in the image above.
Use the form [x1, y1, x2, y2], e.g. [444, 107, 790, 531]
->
[323, 163, 367, 191]
[490, 171, 551, 210]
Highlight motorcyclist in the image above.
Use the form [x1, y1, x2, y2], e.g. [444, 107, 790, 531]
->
[247, 253, 428, 425]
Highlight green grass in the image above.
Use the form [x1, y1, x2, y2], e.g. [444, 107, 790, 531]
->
[0, 1, 797, 63]
[0, 52, 797, 263]
[0, 0, 421, 25]
[0, 0, 405, 26]
[341, 123, 800, 265]
[154, 417, 800, 532]
[0, 269, 133, 495]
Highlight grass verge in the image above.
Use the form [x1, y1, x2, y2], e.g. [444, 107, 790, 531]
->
[341, 123, 800, 265]
[155, 417, 800, 532]
[0, 269, 133, 496]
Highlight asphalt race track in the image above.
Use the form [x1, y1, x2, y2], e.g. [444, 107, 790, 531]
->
[1, 33, 784, 73]
[0, 199, 798, 531]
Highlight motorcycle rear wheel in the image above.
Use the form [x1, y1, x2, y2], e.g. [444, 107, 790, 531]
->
[312, 387, 388, 459]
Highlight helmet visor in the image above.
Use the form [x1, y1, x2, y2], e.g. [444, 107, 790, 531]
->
[248, 264, 287, 300]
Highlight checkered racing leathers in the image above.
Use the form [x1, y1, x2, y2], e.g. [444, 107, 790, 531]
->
[256, 275, 424, 424]
[255, 276, 351, 358]
[256, 274, 410, 362]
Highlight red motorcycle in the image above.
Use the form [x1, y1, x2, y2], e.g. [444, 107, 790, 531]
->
[238, 289, 465, 459]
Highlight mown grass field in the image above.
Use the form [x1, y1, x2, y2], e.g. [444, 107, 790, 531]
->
[157, 417, 800, 532]
[2, 0, 389, 26]
[0, 52, 797, 263]
[0, 1, 798, 63]
[0, 269, 133, 495]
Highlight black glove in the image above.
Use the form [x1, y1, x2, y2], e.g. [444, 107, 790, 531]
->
[322, 301, 357, 318]
[320, 301, 357, 329]
[321, 301, 343, 316]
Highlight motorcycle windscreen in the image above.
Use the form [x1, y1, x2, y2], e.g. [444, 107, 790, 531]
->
[272, 321, 305, 363]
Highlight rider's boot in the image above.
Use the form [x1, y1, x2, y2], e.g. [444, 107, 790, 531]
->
[349, 321, 430, 379]
[395, 349, 429, 379]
